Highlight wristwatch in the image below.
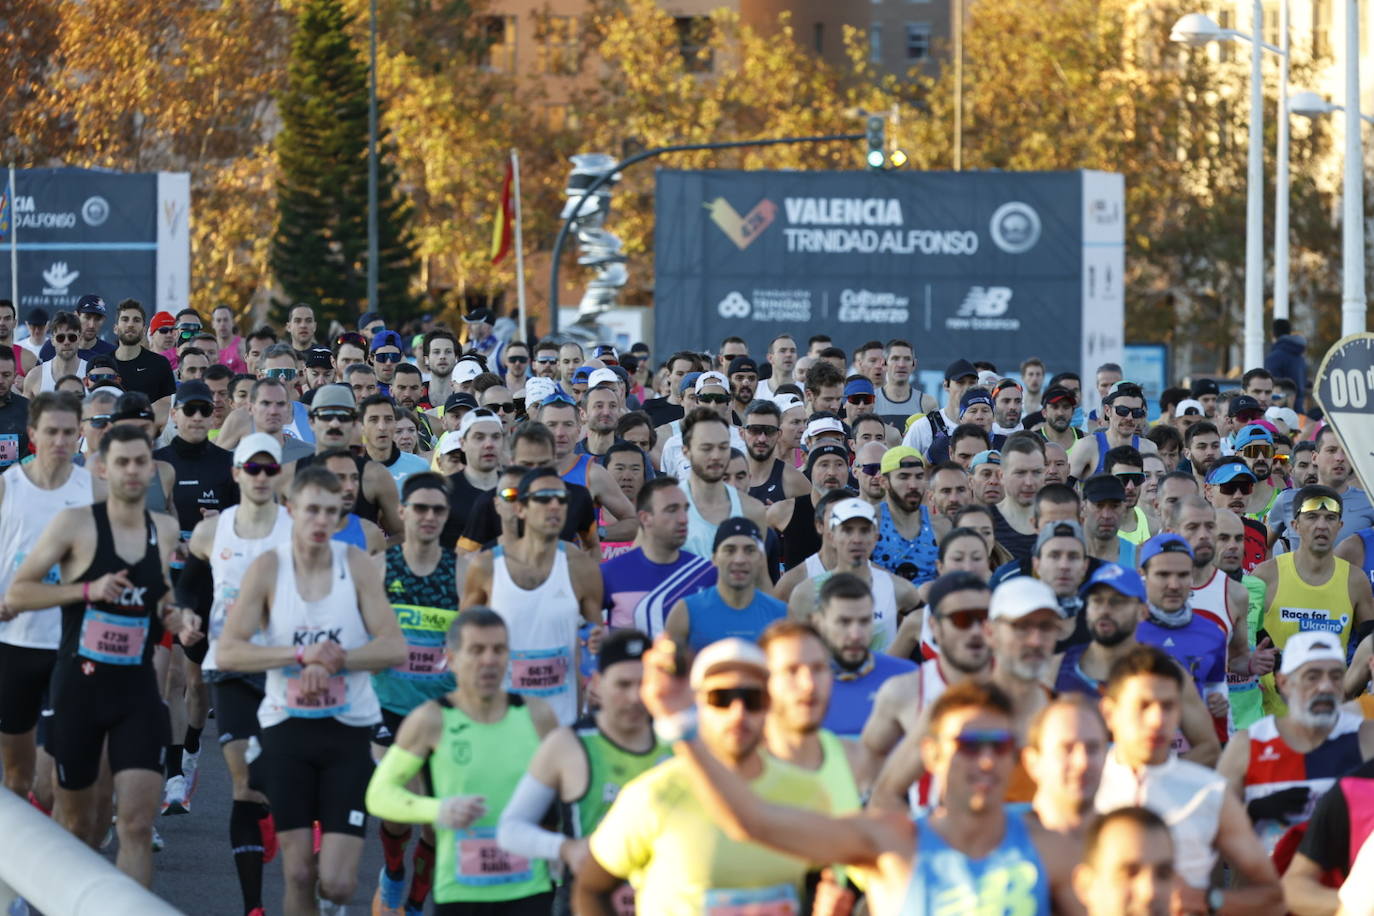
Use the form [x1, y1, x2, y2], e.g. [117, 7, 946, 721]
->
[1206, 887, 1224, 915]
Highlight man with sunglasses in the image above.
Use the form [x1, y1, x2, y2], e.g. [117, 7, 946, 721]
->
[852, 440, 888, 506]
[156, 379, 237, 563]
[462, 467, 604, 725]
[26, 311, 87, 398]
[535, 391, 635, 531]
[741, 399, 808, 507]
[530, 338, 561, 381]
[1100, 444, 1152, 547]
[499, 339, 531, 394]
[37, 294, 113, 364]
[661, 371, 743, 475]
[841, 376, 877, 426]
[578, 637, 832, 915]
[111, 300, 177, 405]
[1201, 459, 1269, 571]
[178, 431, 291, 916]
[1095, 646, 1281, 914]
[872, 446, 939, 585]
[1269, 425, 1374, 551]
[367, 330, 405, 394]
[1068, 381, 1157, 483]
[216, 343, 313, 451]
[1222, 393, 1266, 449]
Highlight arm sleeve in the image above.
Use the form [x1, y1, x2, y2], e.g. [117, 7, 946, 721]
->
[174, 553, 215, 622]
[365, 745, 442, 825]
[496, 773, 566, 862]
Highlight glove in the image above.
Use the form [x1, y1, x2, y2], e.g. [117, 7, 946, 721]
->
[1246, 786, 1309, 824]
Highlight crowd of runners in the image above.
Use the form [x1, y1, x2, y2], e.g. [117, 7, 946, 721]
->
[0, 297, 1369, 915]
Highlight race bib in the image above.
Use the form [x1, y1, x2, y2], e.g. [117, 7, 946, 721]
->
[704, 884, 798, 916]
[453, 828, 533, 886]
[0, 434, 19, 467]
[285, 668, 349, 718]
[77, 608, 149, 665]
[394, 636, 447, 680]
[509, 646, 570, 697]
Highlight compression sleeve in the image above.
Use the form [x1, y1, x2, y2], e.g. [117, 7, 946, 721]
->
[496, 773, 566, 862]
[174, 553, 215, 621]
[365, 746, 441, 825]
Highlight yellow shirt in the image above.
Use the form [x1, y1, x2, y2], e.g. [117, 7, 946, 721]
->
[1262, 553, 1354, 652]
[589, 754, 831, 915]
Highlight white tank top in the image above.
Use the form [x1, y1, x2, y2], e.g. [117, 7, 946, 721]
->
[489, 543, 581, 725]
[202, 504, 293, 672]
[801, 554, 900, 652]
[0, 463, 93, 649]
[259, 541, 380, 729]
[1095, 752, 1226, 888]
[38, 357, 87, 393]
[683, 482, 742, 561]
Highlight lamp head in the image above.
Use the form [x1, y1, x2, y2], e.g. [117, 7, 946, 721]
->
[1289, 90, 1336, 119]
[1170, 12, 1226, 46]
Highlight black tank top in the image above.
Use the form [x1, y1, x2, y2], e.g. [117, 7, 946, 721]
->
[748, 459, 787, 506]
[295, 452, 379, 524]
[58, 502, 168, 673]
[780, 492, 820, 571]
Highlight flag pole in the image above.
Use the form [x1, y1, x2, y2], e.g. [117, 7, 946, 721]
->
[7, 165, 16, 308]
[510, 148, 528, 341]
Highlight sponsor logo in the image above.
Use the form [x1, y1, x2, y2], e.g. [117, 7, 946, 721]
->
[41, 262, 79, 296]
[12, 195, 77, 229]
[1089, 197, 1121, 226]
[1256, 745, 1282, 762]
[1279, 607, 1348, 634]
[944, 286, 1020, 332]
[989, 201, 1041, 254]
[706, 197, 777, 250]
[718, 291, 751, 318]
[783, 227, 978, 255]
[716, 290, 811, 322]
[81, 196, 110, 227]
[837, 288, 909, 323]
[783, 197, 903, 226]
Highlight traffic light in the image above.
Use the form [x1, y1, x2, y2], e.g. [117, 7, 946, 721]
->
[889, 148, 909, 169]
[866, 116, 885, 170]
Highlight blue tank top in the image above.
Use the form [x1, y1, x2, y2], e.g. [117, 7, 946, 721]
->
[285, 400, 316, 445]
[333, 513, 367, 549]
[1358, 529, 1374, 588]
[902, 807, 1050, 915]
[1136, 615, 1227, 694]
[1053, 642, 1101, 696]
[873, 502, 939, 585]
[562, 453, 593, 487]
[1092, 430, 1139, 474]
[823, 652, 916, 738]
[683, 587, 788, 652]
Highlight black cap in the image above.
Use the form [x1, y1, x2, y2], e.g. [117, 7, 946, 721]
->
[713, 516, 763, 551]
[1191, 378, 1219, 398]
[944, 359, 978, 382]
[727, 356, 758, 377]
[173, 380, 214, 406]
[1082, 474, 1127, 503]
[462, 307, 494, 326]
[76, 294, 106, 316]
[358, 310, 382, 328]
[598, 629, 650, 673]
[1042, 384, 1078, 406]
[927, 570, 990, 614]
[1228, 394, 1262, 417]
[805, 443, 851, 474]
[444, 391, 478, 413]
[304, 346, 333, 369]
[25, 307, 49, 325]
[112, 391, 155, 422]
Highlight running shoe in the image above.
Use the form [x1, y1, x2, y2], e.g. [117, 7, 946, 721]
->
[316, 889, 346, 915]
[371, 867, 406, 915]
[151, 825, 165, 852]
[180, 748, 201, 807]
[161, 775, 189, 816]
[259, 811, 279, 864]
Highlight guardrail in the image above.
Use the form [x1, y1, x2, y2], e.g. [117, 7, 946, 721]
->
[0, 789, 183, 914]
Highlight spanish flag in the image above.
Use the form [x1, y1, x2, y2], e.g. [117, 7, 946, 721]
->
[490, 157, 514, 264]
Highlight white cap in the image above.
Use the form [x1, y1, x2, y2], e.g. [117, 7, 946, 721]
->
[453, 358, 484, 386]
[438, 430, 465, 455]
[695, 371, 729, 393]
[773, 393, 804, 414]
[523, 376, 556, 404]
[989, 576, 1062, 621]
[458, 407, 502, 440]
[977, 369, 1000, 389]
[1175, 398, 1205, 417]
[1266, 406, 1299, 431]
[829, 497, 876, 528]
[689, 637, 769, 689]
[233, 432, 283, 466]
[804, 416, 846, 442]
[89, 385, 125, 401]
[587, 367, 619, 390]
[1278, 631, 1347, 676]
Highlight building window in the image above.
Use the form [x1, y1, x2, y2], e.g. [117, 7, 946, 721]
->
[478, 16, 516, 73]
[1313, 0, 1330, 58]
[814, 22, 824, 53]
[905, 22, 931, 59]
[674, 17, 714, 72]
[869, 23, 882, 63]
[537, 14, 579, 75]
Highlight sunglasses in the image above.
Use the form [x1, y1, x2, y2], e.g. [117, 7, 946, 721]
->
[1274, 453, 1290, 463]
[705, 686, 766, 712]
[1298, 496, 1342, 515]
[405, 502, 448, 515]
[486, 402, 516, 414]
[85, 414, 113, 429]
[743, 424, 779, 437]
[698, 393, 730, 405]
[1114, 472, 1144, 486]
[847, 394, 875, 405]
[335, 332, 367, 349]
[179, 402, 214, 418]
[540, 392, 576, 407]
[1218, 479, 1255, 496]
[265, 367, 298, 381]
[524, 489, 569, 505]
[312, 410, 356, 424]
[53, 333, 79, 344]
[535, 356, 559, 364]
[87, 373, 117, 385]
[859, 462, 882, 476]
[240, 461, 281, 477]
[505, 355, 528, 364]
[497, 487, 519, 503]
[1112, 405, 1147, 419]
[953, 728, 1016, 757]
[371, 350, 402, 363]
[1240, 444, 1273, 459]
[938, 608, 989, 630]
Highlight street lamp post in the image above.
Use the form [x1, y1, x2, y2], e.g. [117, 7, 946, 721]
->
[366, 0, 379, 316]
[1172, 2, 1285, 370]
[1274, 0, 1291, 320]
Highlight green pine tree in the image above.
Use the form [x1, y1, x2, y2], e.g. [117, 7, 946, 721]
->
[270, 0, 419, 328]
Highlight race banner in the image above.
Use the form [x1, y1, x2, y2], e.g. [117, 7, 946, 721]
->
[654, 169, 1124, 389]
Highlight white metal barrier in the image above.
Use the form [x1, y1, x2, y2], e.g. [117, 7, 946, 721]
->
[0, 789, 183, 914]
